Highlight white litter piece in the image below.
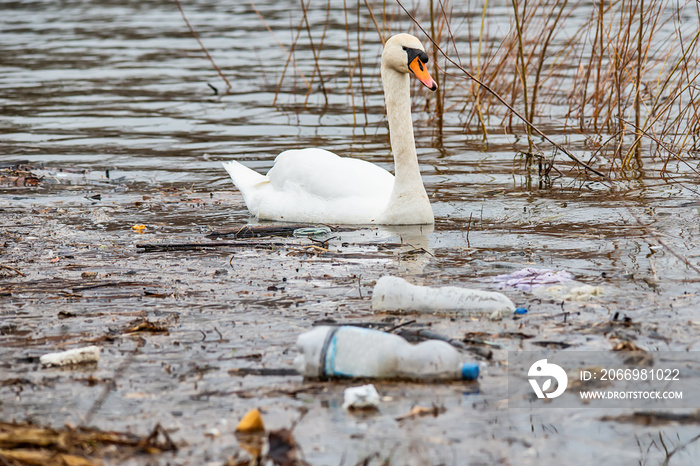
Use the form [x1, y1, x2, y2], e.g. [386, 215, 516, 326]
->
[372, 276, 515, 320]
[40, 346, 101, 367]
[343, 384, 381, 410]
[493, 267, 574, 291]
[534, 283, 604, 302]
[563, 284, 604, 301]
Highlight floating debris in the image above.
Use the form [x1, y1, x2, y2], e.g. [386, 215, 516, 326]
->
[0, 161, 42, 187]
[612, 341, 653, 366]
[295, 326, 480, 380]
[534, 283, 604, 301]
[0, 421, 176, 465]
[292, 226, 332, 238]
[40, 346, 101, 367]
[123, 319, 169, 334]
[136, 241, 287, 253]
[372, 276, 515, 319]
[267, 428, 306, 466]
[208, 224, 301, 238]
[601, 411, 700, 426]
[343, 384, 381, 410]
[613, 340, 647, 352]
[395, 404, 446, 422]
[207, 224, 345, 239]
[531, 341, 572, 349]
[494, 267, 574, 291]
[236, 408, 265, 433]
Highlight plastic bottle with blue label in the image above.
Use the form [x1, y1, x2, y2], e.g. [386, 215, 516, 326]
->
[294, 326, 479, 381]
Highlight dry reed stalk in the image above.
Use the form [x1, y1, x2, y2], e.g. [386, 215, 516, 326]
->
[257, 0, 698, 181]
[364, 0, 386, 44]
[356, 0, 370, 124]
[529, 0, 568, 126]
[510, 0, 532, 152]
[395, 0, 606, 178]
[571, 2, 604, 133]
[343, 0, 357, 126]
[429, 0, 443, 133]
[623, 118, 700, 180]
[426, 0, 458, 135]
[300, 0, 329, 107]
[272, 3, 311, 106]
[174, 0, 232, 92]
[470, 0, 489, 138]
[555, 0, 700, 177]
[248, 0, 309, 88]
[632, 0, 644, 162]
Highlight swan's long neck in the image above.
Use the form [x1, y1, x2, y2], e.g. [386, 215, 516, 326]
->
[379, 65, 434, 224]
[382, 66, 420, 188]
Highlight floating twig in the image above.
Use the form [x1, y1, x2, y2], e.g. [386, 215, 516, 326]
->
[228, 367, 300, 377]
[136, 241, 288, 252]
[0, 265, 25, 277]
[397, 328, 493, 360]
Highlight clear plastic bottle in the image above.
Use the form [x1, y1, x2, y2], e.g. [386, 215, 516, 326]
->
[294, 326, 479, 380]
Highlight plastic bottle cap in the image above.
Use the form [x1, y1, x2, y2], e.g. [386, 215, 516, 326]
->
[461, 363, 479, 380]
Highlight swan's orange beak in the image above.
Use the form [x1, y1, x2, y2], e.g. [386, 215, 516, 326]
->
[409, 56, 437, 91]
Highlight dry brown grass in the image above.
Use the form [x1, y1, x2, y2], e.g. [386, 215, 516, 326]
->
[249, 0, 699, 180]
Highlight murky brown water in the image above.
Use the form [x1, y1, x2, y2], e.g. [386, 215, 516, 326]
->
[2, 1, 700, 465]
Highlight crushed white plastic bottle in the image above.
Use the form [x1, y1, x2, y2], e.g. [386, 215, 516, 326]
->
[294, 326, 479, 381]
[40, 346, 101, 367]
[372, 276, 515, 320]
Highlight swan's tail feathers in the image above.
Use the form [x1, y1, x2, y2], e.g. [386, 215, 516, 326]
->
[222, 161, 268, 214]
[222, 161, 266, 189]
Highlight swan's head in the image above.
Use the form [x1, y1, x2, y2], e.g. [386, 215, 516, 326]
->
[382, 34, 437, 91]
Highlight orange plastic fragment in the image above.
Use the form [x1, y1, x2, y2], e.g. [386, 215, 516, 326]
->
[235, 408, 265, 433]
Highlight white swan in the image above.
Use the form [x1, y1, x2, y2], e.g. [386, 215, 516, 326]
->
[222, 34, 437, 225]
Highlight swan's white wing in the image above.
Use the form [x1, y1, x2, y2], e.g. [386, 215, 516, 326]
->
[268, 149, 393, 199]
[259, 149, 394, 223]
[223, 149, 395, 224]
